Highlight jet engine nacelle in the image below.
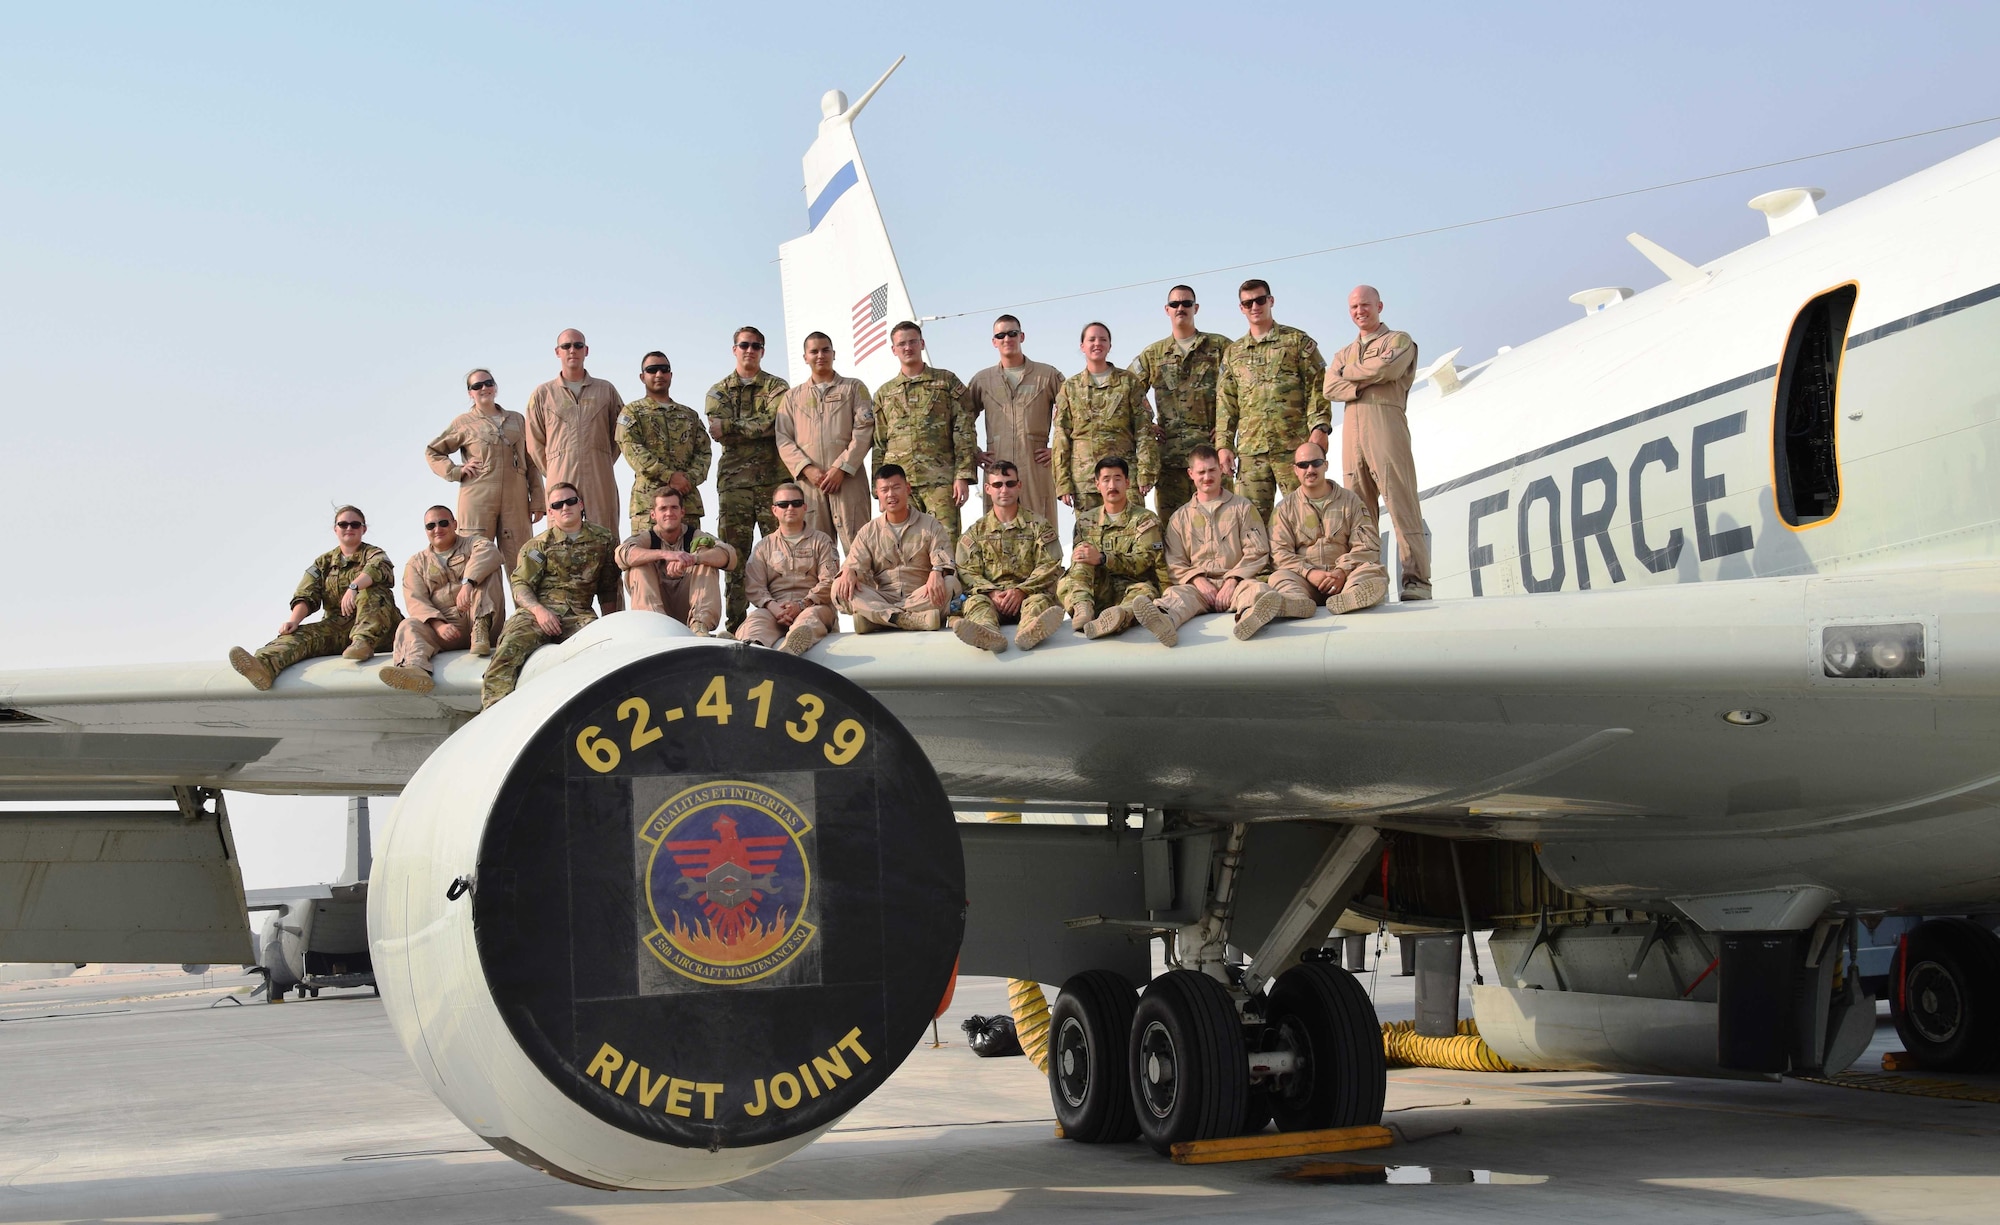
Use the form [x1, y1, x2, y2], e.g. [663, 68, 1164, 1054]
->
[370, 618, 964, 1190]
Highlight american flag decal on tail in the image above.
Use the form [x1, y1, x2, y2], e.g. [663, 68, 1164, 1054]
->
[852, 284, 891, 362]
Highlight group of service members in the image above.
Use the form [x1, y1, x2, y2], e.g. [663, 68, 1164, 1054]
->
[226, 280, 1427, 710]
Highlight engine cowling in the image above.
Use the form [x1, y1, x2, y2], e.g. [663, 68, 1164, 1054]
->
[370, 620, 963, 1189]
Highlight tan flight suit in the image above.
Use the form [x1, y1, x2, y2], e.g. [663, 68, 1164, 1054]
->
[1216, 324, 1332, 519]
[777, 377, 876, 552]
[1268, 482, 1388, 606]
[835, 510, 962, 627]
[1157, 493, 1277, 628]
[392, 535, 506, 672]
[1325, 326, 1426, 591]
[524, 374, 624, 533]
[735, 529, 841, 649]
[616, 524, 736, 633]
[1051, 367, 1160, 514]
[425, 406, 545, 573]
[966, 359, 1064, 523]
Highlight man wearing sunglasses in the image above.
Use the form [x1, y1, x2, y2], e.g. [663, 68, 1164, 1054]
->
[229, 507, 404, 690]
[706, 326, 791, 630]
[953, 461, 1065, 653]
[481, 482, 624, 709]
[736, 482, 840, 655]
[380, 507, 506, 694]
[778, 331, 875, 551]
[617, 352, 711, 538]
[1269, 441, 1389, 617]
[1216, 279, 1332, 520]
[966, 314, 1063, 523]
[1057, 455, 1173, 641]
[1130, 286, 1232, 520]
[525, 329, 626, 544]
[832, 464, 959, 633]
[616, 487, 736, 636]
[873, 321, 976, 553]
[1324, 284, 1429, 600]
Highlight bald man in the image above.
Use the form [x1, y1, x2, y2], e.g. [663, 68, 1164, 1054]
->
[1268, 441, 1389, 616]
[1324, 286, 1427, 599]
[525, 328, 624, 537]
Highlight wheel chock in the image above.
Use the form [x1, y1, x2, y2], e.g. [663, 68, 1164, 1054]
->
[1168, 1124, 1393, 1165]
[1881, 1050, 1913, 1071]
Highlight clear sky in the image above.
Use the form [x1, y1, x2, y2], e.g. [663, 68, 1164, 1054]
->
[4, 2, 1997, 886]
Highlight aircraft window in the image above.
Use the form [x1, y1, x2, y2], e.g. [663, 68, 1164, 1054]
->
[1771, 284, 1856, 526]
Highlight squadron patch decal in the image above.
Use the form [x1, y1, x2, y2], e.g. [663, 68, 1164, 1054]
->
[640, 780, 815, 985]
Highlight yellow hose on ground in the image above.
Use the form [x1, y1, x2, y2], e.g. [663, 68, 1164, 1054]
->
[1380, 1018, 1532, 1072]
[988, 811, 1052, 1073]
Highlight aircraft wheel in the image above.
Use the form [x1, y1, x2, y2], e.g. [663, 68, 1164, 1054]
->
[1129, 970, 1247, 1154]
[1049, 971, 1138, 1143]
[1261, 962, 1385, 1132]
[1892, 919, 2000, 1071]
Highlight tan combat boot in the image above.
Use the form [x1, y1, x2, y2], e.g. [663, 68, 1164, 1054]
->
[852, 613, 885, 634]
[1329, 574, 1389, 615]
[1014, 606, 1063, 651]
[1069, 600, 1096, 635]
[470, 615, 492, 657]
[1083, 605, 1134, 640]
[896, 609, 944, 631]
[1233, 591, 1285, 641]
[1129, 595, 1178, 648]
[379, 666, 435, 694]
[1279, 592, 1318, 620]
[342, 639, 376, 661]
[954, 618, 1007, 653]
[781, 618, 823, 656]
[228, 647, 275, 691]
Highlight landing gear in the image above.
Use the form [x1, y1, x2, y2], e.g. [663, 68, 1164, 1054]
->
[1258, 962, 1386, 1131]
[1130, 970, 1248, 1154]
[1892, 918, 2000, 1071]
[1049, 971, 1138, 1143]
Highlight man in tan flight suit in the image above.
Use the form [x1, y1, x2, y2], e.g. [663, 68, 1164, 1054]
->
[1052, 322, 1158, 514]
[617, 351, 711, 536]
[707, 326, 791, 631]
[1133, 445, 1300, 645]
[524, 328, 624, 537]
[1269, 441, 1390, 617]
[1325, 285, 1428, 599]
[832, 464, 960, 632]
[778, 331, 875, 551]
[966, 314, 1064, 523]
[874, 321, 976, 552]
[426, 368, 544, 575]
[617, 487, 736, 635]
[735, 482, 840, 656]
[1130, 286, 1231, 521]
[380, 506, 506, 694]
[1215, 279, 1332, 520]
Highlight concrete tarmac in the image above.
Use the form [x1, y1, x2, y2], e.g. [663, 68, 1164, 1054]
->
[3, 964, 1998, 1224]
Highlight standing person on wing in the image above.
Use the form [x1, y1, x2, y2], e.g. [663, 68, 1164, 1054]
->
[966, 314, 1063, 524]
[380, 506, 506, 694]
[616, 487, 736, 636]
[1132, 445, 1304, 644]
[1268, 441, 1390, 617]
[735, 482, 841, 656]
[228, 507, 403, 690]
[1324, 284, 1429, 600]
[481, 482, 624, 709]
[952, 461, 1066, 654]
[424, 368, 544, 575]
[1051, 322, 1158, 515]
[524, 329, 625, 538]
[873, 321, 977, 552]
[1215, 279, 1331, 520]
[617, 351, 711, 537]
[831, 464, 960, 633]
[778, 331, 875, 551]
[1130, 286, 1231, 521]
[706, 326, 791, 630]
[1057, 455, 1173, 640]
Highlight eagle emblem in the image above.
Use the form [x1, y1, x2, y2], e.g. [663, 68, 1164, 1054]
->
[639, 780, 816, 985]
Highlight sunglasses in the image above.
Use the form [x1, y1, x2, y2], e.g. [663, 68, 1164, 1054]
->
[1240, 294, 1272, 308]
[548, 496, 580, 510]
[424, 520, 453, 531]
[735, 341, 765, 351]
[335, 520, 364, 530]
[1166, 299, 1195, 310]
[1294, 459, 1326, 470]
[989, 479, 1019, 489]
[992, 329, 1022, 340]
[557, 341, 587, 351]
[466, 379, 496, 391]
[772, 498, 806, 509]
[642, 364, 670, 374]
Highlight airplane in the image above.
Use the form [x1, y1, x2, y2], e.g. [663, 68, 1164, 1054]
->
[245, 797, 377, 1001]
[4, 54, 2000, 1192]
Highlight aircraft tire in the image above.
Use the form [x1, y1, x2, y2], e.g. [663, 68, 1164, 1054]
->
[1048, 971, 1138, 1143]
[1892, 918, 2000, 1071]
[1262, 962, 1386, 1132]
[1129, 970, 1248, 1154]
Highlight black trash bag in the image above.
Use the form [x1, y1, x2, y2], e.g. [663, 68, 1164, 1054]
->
[960, 1013, 1024, 1058]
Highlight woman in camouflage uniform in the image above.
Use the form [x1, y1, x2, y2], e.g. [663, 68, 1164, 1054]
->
[228, 506, 402, 690]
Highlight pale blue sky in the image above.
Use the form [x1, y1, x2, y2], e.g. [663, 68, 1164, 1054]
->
[4, 2, 1996, 885]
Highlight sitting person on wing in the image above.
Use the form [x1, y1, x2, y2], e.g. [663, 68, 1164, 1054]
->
[1132, 444, 1300, 645]
[736, 482, 841, 656]
[953, 460, 1066, 653]
[831, 463, 960, 633]
[229, 505, 402, 690]
[1056, 454, 1172, 641]
[616, 487, 736, 636]
[379, 506, 507, 694]
[1269, 440, 1390, 616]
[480, 482, 623, 709]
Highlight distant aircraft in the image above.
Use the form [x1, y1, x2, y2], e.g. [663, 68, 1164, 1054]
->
[4, 56, 2000, 1191]
[246, 797, 376, 1001]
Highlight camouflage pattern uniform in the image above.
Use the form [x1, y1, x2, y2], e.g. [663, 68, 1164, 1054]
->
[1051, 367, 1159, 515]
[706, 370, 791, 628]
[617, 395, 712, 535]
[872, 365, 977, 552]
[1130, 332, 1231, 520]
[1215, 324, 1331, 519]
[255, 544, 403, 675]
[955, 510, 1064, 630]
[481, 522, 624, 708]
[1056, 504, 1172, 630]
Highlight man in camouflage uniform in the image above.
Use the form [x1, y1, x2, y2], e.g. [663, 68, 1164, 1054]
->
[1325, 284, 1429, 599]
[953, 461, 1065, 653]
[1269, 441, 1390, 616]
[618, 351, 711, 537]
[229, 506, 402, 690]
[379, 505, 505, 694]
[1215, 278, 1332, 520]
[874, 321, 976, 552]
[706, 326, 791, 629]
[1057, 456, 1173, 641]
[617, 487, 737, 635]
[1052, 322, 1158, 514]
[1130, 285, 1231, 520]
[481, 482, 625, 709]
